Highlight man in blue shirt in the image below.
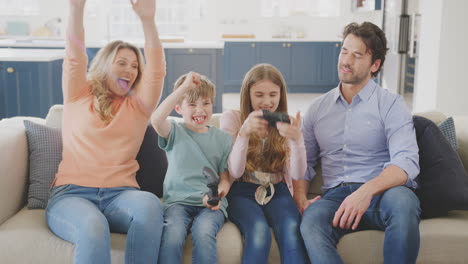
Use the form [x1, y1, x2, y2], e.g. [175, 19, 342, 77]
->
[295, 22, 421, 264]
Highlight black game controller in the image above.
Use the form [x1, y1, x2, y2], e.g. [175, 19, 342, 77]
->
[203, 167, 220, 206]
[261, 109, 291, 128]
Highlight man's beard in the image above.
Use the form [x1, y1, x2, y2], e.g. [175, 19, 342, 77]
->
[338, 66, 368, 85]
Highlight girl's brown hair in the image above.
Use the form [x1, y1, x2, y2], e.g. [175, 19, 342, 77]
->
[239, 63, 289, 173]
[87, 40, 144, 123]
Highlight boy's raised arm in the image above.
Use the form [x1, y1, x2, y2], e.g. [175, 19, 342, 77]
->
[151, 72, 201, 139]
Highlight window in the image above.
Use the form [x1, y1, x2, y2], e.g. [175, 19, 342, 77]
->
[261, 0, 340, 17]
[0, 0, 39, 16]
[102, 0, 205, 40]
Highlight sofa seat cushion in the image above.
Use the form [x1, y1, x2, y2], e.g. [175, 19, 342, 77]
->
[0, 208, 282, 264]
[0, 208, 126, 264]
[336, 210, 468, 264]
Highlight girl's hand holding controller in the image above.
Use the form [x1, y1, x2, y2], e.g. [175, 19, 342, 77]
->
[239, 110, 268, 138]
[276, 112, 302, 142]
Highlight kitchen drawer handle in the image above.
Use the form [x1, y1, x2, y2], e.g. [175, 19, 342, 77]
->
[251, 43, 256, 48]
[7, 67, 15, 73]
[287, 43, 292, 47]
[282, 43, 286, 47]
[188, 48, 194, 53]
[336, 43, 339, 47]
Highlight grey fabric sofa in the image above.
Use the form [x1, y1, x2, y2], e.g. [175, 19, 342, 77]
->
[1, 105, 467, 263]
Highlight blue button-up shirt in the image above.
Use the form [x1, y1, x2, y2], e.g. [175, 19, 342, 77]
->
[302, 79, 420, 191]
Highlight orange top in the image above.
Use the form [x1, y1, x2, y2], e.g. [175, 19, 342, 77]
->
[53, 35, 165, 188]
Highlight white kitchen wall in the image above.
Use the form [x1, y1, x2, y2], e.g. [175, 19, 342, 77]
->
[413, 0, 468, 116]
[0, 0, 382, 42]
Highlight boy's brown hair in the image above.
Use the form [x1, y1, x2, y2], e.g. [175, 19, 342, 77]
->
[173, 73, 216, 105]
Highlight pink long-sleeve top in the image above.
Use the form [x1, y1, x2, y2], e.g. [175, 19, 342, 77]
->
[220, 109, 307, 195]
[53, 34, 166, 188]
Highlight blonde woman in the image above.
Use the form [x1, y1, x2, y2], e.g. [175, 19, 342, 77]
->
[220, 64, 308, 264]
[45, 0, 166, 263]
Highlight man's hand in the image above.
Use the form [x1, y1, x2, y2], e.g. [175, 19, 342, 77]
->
[333, 189, 372, 230]
[294, 195, 321, 215]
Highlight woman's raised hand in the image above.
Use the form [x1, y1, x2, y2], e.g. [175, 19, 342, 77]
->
[276, 112, 303, 142]
[239, 110, 268, 138]
[130, 0, 156, 20]
[69, 0, 86, 8]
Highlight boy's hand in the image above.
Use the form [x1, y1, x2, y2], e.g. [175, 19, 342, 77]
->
[203, 195, 221, 211]
[218, 178, 230, 199]
[276, 112, 302, 142]
[239, 110, 268, 138]
[181, 72, 201, 91]
[131, 0, 156, 20]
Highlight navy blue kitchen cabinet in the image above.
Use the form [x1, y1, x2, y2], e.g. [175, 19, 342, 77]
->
[223, 42, 256, 92]
[0, 60, 63, 119]
[224, 41, 341, 93]
[163, 48, 223, 114]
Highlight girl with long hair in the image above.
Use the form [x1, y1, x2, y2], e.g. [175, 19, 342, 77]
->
[220, 63, 308, 264]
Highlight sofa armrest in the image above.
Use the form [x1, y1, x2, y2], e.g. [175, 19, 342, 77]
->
[0, 120, 30, 225]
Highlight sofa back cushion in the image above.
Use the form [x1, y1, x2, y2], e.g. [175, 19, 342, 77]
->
[413, 115, 468, 218]
[23, 120, 62, 209]
[135, 124, 168, 197]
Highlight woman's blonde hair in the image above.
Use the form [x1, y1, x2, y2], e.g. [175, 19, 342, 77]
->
[239, 63, 289, 173]
[173, 73, 215, 105]
[87, 40, 144, 123]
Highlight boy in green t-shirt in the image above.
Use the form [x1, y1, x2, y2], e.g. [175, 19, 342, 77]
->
[151, 72, 232, 263]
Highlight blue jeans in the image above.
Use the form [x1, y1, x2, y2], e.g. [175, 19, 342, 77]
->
[301, 183, 421, 264]
[158, 204, 225, 264]
[227, 182, 308, 264]
[46, 184, 164, 264]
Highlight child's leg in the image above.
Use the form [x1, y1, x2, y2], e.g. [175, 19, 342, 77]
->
[264, 183, 308, 264]
[190, 208, 225, 264]
[158, 204, 194, 264]
[227, 182, 272, 264]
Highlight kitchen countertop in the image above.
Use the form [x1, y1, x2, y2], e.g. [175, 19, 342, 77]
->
[0, 48, 65, 62]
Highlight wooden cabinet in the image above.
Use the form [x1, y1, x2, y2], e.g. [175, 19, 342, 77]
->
[0, 61, 61, 118]
[224, 41, 341, 93]
[163, 48, 223, 114]
[0, 59, 63, 119]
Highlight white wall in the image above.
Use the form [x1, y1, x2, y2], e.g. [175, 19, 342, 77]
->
[413, 0, 468, 116]
[1, 0, 382, 42]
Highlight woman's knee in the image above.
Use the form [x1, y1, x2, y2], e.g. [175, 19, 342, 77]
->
[127, 191, 163, 221]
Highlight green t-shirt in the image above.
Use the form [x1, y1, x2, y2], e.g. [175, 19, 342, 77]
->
[159, 120, 233, 217]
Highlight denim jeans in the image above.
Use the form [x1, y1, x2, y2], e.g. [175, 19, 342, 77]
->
[301, 183, 421, 264]
[227, 182, 308, 264]
[46, 184, 164, 264]
[158, 204, 225, 264]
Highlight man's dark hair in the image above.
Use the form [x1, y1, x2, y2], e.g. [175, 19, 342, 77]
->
[342, 22, 388, 77]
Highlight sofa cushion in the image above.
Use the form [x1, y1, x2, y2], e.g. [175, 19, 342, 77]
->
[413, 116, 468, 218]
[23, 121, 62, 209]
[438, 117, 459, 150]
[135, 124, 168, 198]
